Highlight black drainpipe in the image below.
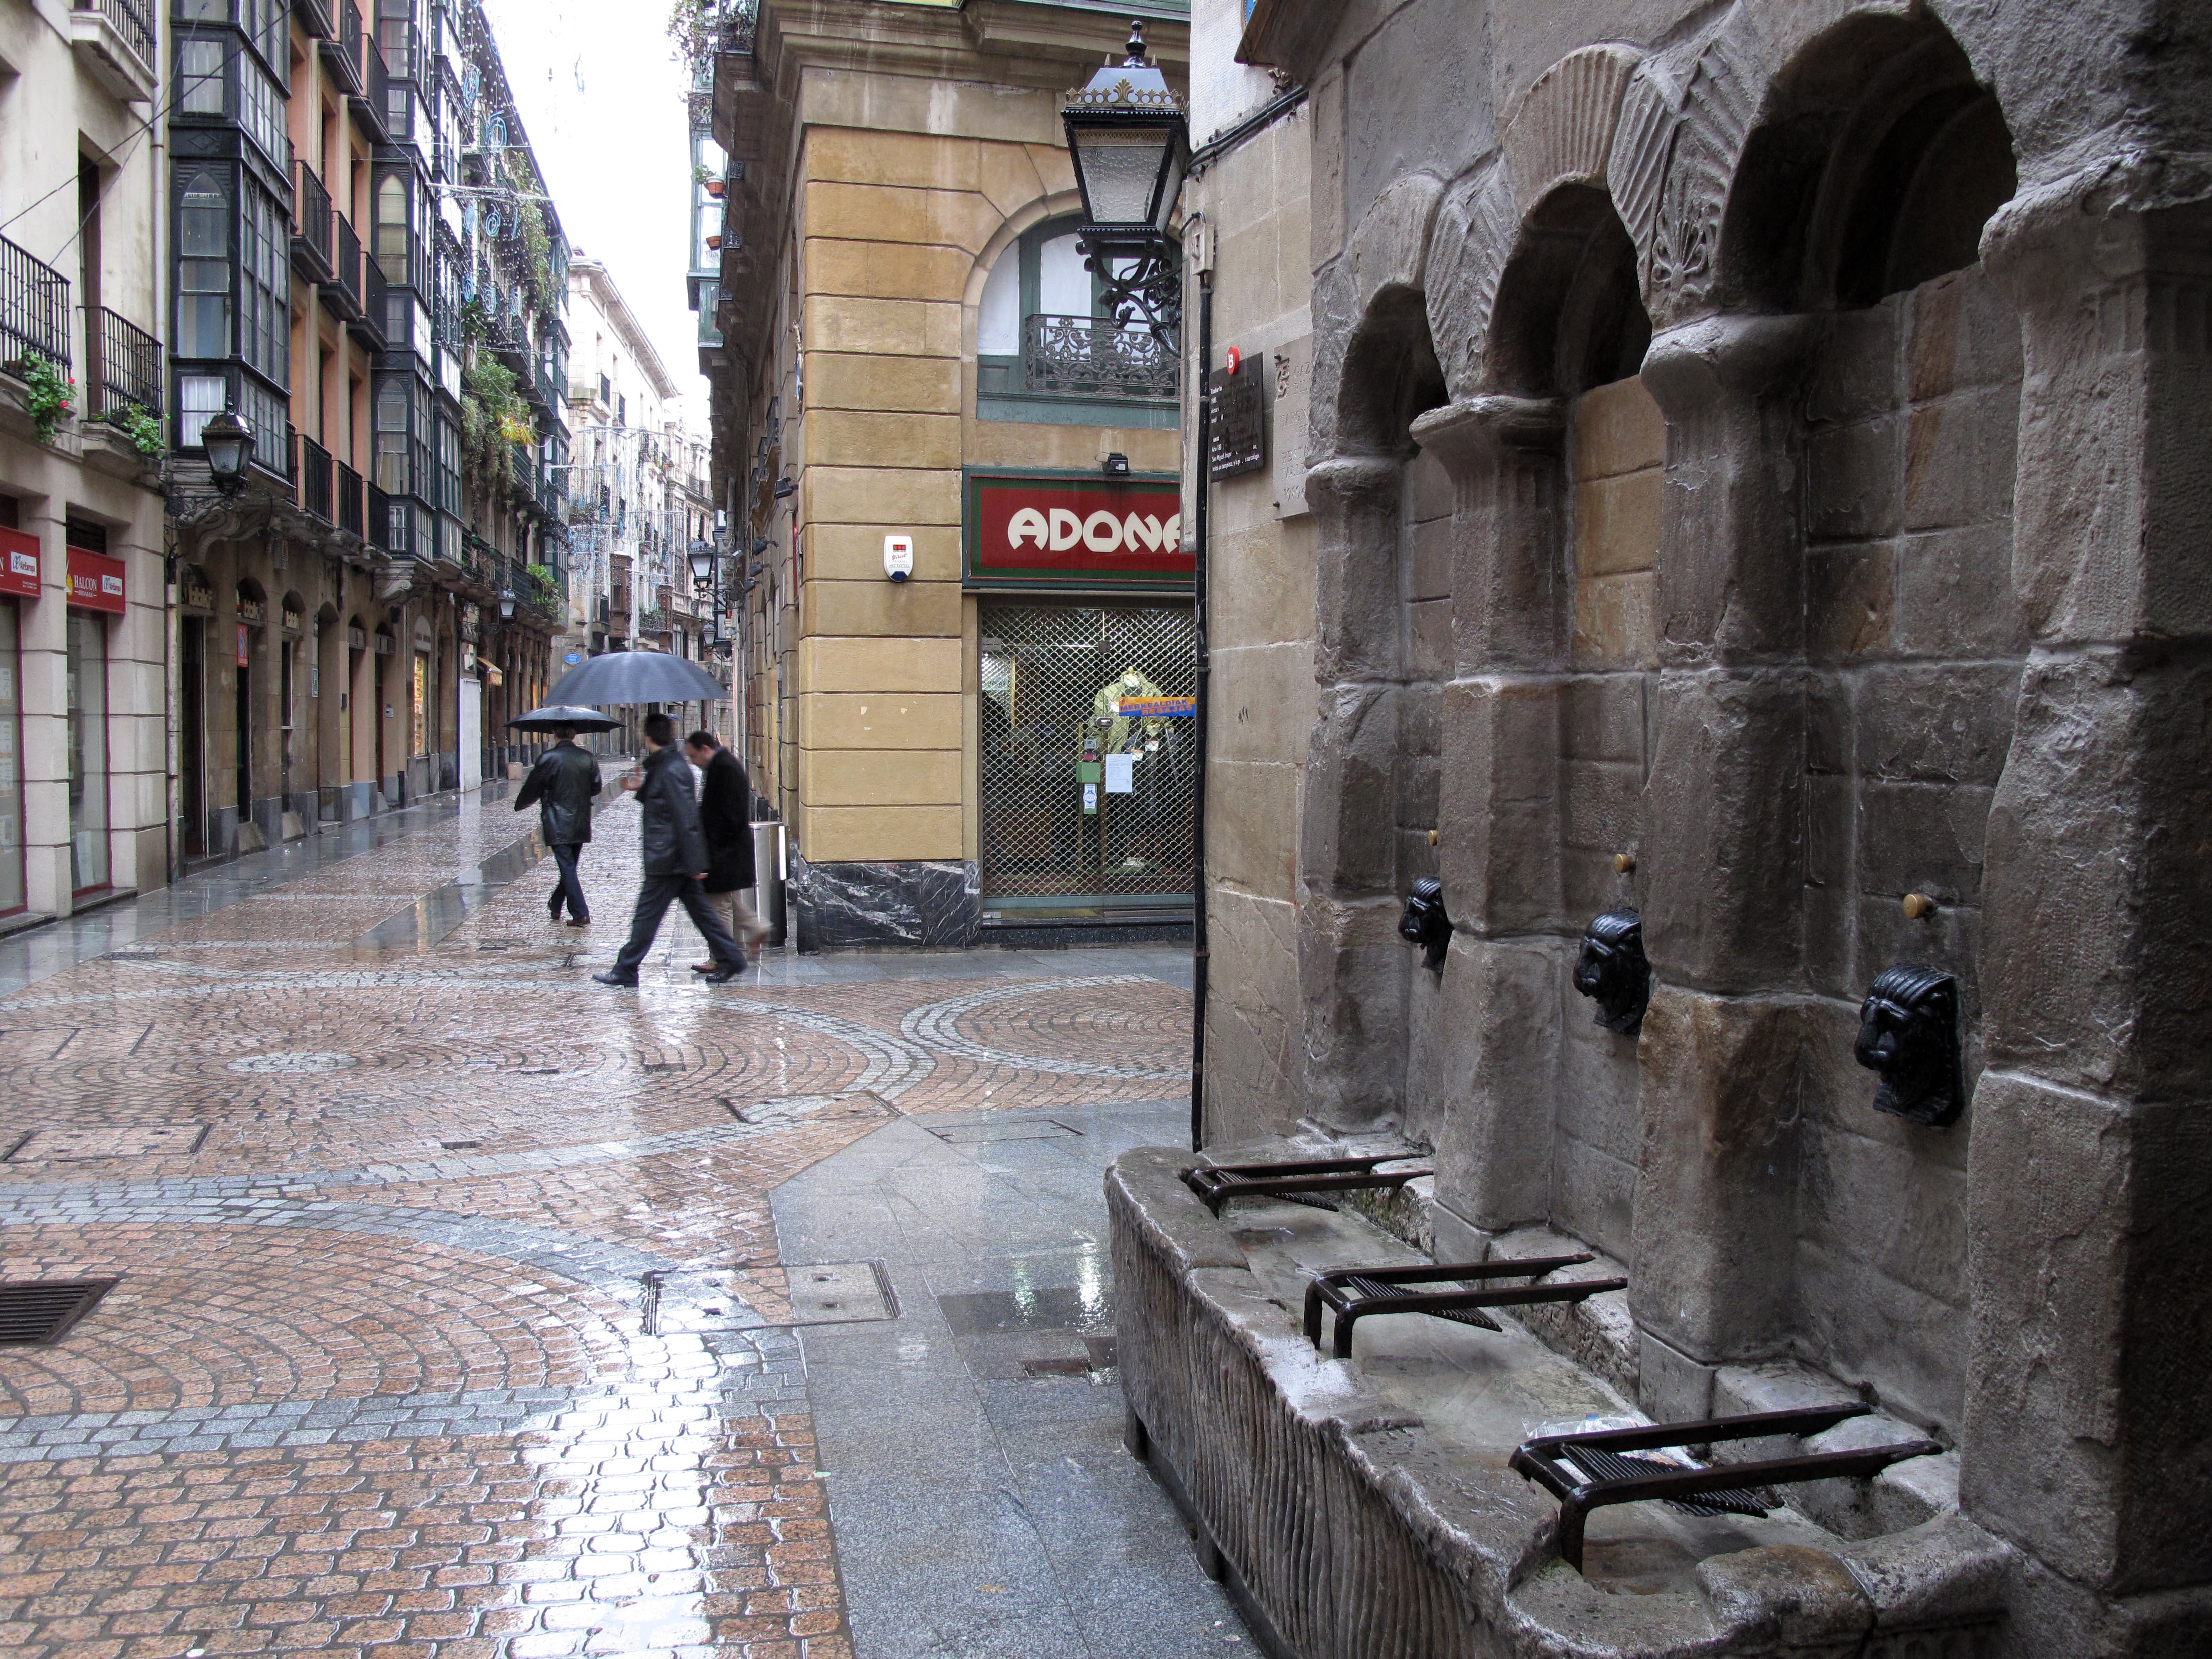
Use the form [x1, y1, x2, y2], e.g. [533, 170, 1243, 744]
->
[1190, 268, 1213, 1155]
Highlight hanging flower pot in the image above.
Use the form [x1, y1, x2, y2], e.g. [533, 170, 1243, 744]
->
[704, 234, 722, 251]
[705, 180, 725, 199]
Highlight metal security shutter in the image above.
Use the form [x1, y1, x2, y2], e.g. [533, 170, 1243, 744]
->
[978, 599, 1195, 911]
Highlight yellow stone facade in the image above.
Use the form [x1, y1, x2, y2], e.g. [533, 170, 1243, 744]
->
[708, 2, 1188, 930]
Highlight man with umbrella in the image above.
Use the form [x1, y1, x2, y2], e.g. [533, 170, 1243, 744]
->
[593, 712, 748, 987]
[511, 709, 610, 927]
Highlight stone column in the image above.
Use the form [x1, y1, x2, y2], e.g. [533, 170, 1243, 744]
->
[1411, 397, 1570, 1238]
[1628, 314, 1820, 1416]
[1298, 456, 1408, 1131]
[1965, 185, 2212, 1614]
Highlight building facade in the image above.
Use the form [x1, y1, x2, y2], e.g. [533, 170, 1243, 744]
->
[703, 0, 1192, 950]
[0, 0, 170, 919]
[164, 0, 567, 861]
[563, 253, 719, 748]
[1132, 0, 2212, 1653]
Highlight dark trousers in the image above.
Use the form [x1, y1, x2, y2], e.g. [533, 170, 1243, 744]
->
[549, 843, 588, 920]
[612, 872, 744, 977]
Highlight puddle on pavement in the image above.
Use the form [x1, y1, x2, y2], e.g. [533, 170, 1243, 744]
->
[937, 1283, 1111, 1335]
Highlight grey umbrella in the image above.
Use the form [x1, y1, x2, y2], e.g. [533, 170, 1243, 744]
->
[544, 651, 730, 707]
[508, 704, 622, 733]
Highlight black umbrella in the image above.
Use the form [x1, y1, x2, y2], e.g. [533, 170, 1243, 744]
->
[508, 703, 622, 733]
[544, 651, 729, 707]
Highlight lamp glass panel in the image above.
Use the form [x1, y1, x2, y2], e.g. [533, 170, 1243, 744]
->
[1072, 126, 1171, 226]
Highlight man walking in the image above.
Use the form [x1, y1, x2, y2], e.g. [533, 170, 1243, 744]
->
[684, 729, 771, 973]
[593, 712, 747, 987]
[514, 723, 601, 927]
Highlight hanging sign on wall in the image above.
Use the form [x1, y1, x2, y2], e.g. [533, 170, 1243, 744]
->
[962, 469, 1190, 593]
[0, 528, 40, 599]
[65, 547, 125, 614]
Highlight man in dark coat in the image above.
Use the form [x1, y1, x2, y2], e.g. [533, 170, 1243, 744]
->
[684, 729, 769, 972]
[593, 712, 747, 987]
[514, 724, 601, 926]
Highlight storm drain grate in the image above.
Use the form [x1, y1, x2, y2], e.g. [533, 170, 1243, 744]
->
[0, 1280, 116, 1346]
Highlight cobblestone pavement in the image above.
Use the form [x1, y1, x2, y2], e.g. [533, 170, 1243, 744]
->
[0, 788, 1219, 1659]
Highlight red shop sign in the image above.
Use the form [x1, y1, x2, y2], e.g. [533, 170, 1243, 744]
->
[962, 469, 1190, 592]
[65, 546, 126, 614]
[0, 528, 40, 600]
[237, 625, 250, 667]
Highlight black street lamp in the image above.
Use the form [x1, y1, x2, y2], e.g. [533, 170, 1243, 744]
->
[201, 408, 255, 496]
[1061, 20, 1190, 351]
[688, 540, 716, 591]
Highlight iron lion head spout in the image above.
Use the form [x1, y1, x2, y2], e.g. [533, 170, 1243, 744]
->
[1573, 908, 1650, 1035]
[1854, 964, 1965, 1127]
[1398, 878, 1451, 971]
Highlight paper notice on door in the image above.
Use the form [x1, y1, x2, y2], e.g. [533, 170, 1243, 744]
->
[1103, 752, 1134, 794]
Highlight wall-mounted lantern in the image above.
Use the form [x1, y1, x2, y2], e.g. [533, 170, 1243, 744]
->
[1397, 878, 1451, 971]
[1060, 20, 1189, 352]
[1854, 964, 1964, 1126]
[1572, 908, 1651, 1035]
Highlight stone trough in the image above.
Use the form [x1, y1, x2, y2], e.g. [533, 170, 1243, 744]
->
[1109, 1141, 2013, 1659]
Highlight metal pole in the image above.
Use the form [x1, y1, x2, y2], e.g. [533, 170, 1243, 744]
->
[1189, 268, 1212, 1155]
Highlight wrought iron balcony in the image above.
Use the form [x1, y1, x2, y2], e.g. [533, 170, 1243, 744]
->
[351, 254, 388, 351]
[336, 460, 365, 540]
[0, 234, 71, 379]
[1023, 312, 1178, 400]
[350, 28, 390, 143]
[87, 307, 161, 419]
[291, 163, 334, 284]
[367, 480, 393, 552]
[297, 432, 333, 522]
[323, 215, 364, 323]
[321, 0, 365, 94]
[70, 0, 156, 101]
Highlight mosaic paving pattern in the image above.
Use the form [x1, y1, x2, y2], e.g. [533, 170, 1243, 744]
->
[0, 802, 1192, 1658]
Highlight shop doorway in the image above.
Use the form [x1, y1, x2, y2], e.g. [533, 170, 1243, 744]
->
[0, 599, 24, 912]
[66, 609, 110, 893]
[976, 599, 1195, 918]
[181, 618, 206, 857]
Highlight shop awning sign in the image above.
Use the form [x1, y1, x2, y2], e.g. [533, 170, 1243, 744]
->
[65, 547, 125, 614]
[0, 529, 40, 600]
[963, 469, 1191, 592]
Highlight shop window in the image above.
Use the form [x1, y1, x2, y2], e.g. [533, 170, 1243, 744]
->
[66, 611, 109, 893]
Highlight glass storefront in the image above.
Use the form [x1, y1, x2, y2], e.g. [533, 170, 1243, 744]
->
[0, 601, 24, 913]
[67, 608, 110, 892]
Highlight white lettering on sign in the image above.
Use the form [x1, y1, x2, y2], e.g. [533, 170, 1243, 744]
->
[1005, 507, 1179, 556]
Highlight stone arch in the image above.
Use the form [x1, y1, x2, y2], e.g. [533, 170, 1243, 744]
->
[959, 187, 1084, 355]
[1426, 46, 1641, 400]
[1628, 1, 2022, 326]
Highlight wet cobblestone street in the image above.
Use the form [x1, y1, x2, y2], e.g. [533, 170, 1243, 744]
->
[0, 789, 1234, 1659]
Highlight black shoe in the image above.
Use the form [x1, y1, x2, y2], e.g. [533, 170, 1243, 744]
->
[592, 970, 637, 988]
[702, 963, 745, 984]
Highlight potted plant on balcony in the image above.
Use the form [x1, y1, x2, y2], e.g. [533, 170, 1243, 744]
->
[18, 353, 75, 442]
[104, 402, 165, 458]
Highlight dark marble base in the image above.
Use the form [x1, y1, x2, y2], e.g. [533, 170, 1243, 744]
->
[789, 856, 981, 951]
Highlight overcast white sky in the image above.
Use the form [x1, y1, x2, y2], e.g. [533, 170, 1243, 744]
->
[478, 0, 707, 424]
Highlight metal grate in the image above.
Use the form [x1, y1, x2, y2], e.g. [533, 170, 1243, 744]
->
[978, 599, 1196, 907]
[1564, 1445, 1777, 1519]
[0, 1279, 114, 1346]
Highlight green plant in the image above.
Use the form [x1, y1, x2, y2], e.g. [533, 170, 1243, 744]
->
[105, 402, 165, 458]
[518, 199, 555, 309]
[19, 352, 74, 441]
[461, 358, 533, 481]
[668, 0, 753, 75]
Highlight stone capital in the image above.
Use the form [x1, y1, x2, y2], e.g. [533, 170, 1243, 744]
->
[1639, 313, 1824, 423]
[1408, 393, 1564, 480]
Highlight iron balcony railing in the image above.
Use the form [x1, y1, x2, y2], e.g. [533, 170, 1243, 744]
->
[0, 234, 71, 379]
[322, 0, 365, 92]
[295, 0, 334, 42]
[297, 432, 333, 522]
[291, 162, 334, 283]
[1023, 312, 1179, 399]
[74, 0, 155, 67]
[354, 252, 388, 349]
[336, 459, 365, 540]
[352, 28, 390, 142]
[367, 480, 393, 552]
[88, 307, 161, 420]
[331, 214, 362, 316]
